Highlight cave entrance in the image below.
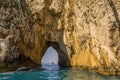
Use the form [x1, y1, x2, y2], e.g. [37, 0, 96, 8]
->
[41, 42, 71, 69]
[41, 47, 59, 69]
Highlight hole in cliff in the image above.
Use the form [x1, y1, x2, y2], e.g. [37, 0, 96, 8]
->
[41, 41, 71, 69]
[41, 47, 59, 70]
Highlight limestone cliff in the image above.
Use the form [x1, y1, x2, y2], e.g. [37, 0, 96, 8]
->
[0, 0, 120, 75]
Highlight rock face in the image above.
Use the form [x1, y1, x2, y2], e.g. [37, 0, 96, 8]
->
[0, 0, 120, 75]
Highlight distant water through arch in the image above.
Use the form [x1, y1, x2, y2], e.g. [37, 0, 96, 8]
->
[41, 47, 59, 70]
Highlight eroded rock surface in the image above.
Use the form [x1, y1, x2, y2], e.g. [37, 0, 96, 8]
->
[0, 0, 120, 75]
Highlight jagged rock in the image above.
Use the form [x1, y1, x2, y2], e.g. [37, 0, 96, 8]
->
[0, 39, 8, 62]
[0, 0, 120, 75]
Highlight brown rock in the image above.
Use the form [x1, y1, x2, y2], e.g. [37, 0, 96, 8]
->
[0, 0, 120, 75]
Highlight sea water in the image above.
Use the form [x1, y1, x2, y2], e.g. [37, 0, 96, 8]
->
[0, 65, 120, 80]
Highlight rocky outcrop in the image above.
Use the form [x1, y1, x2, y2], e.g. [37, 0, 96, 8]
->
[0, 0, 36, 70]
[0, 0, 120, 75]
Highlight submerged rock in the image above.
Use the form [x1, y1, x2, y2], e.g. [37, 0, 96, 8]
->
[0, 0, 120, 75]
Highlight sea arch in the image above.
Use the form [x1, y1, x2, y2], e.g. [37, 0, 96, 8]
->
[41, 41, 71, 67]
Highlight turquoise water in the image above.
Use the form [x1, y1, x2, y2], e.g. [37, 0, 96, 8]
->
[0, 66, 120, 80]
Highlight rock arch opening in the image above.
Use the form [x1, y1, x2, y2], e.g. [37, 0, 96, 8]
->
[41, 41, 71, 68]
[41, 47, 59, 67]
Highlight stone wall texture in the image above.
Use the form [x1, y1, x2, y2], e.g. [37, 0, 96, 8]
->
[0, 0, 120, 75]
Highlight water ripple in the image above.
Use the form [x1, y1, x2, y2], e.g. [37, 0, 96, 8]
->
[0, 67, 120, 80]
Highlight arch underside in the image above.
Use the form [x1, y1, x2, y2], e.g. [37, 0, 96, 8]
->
[41, 41, 71, 67]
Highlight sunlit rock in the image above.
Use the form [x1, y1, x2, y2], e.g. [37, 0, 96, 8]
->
[0, 0, 120, 75]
